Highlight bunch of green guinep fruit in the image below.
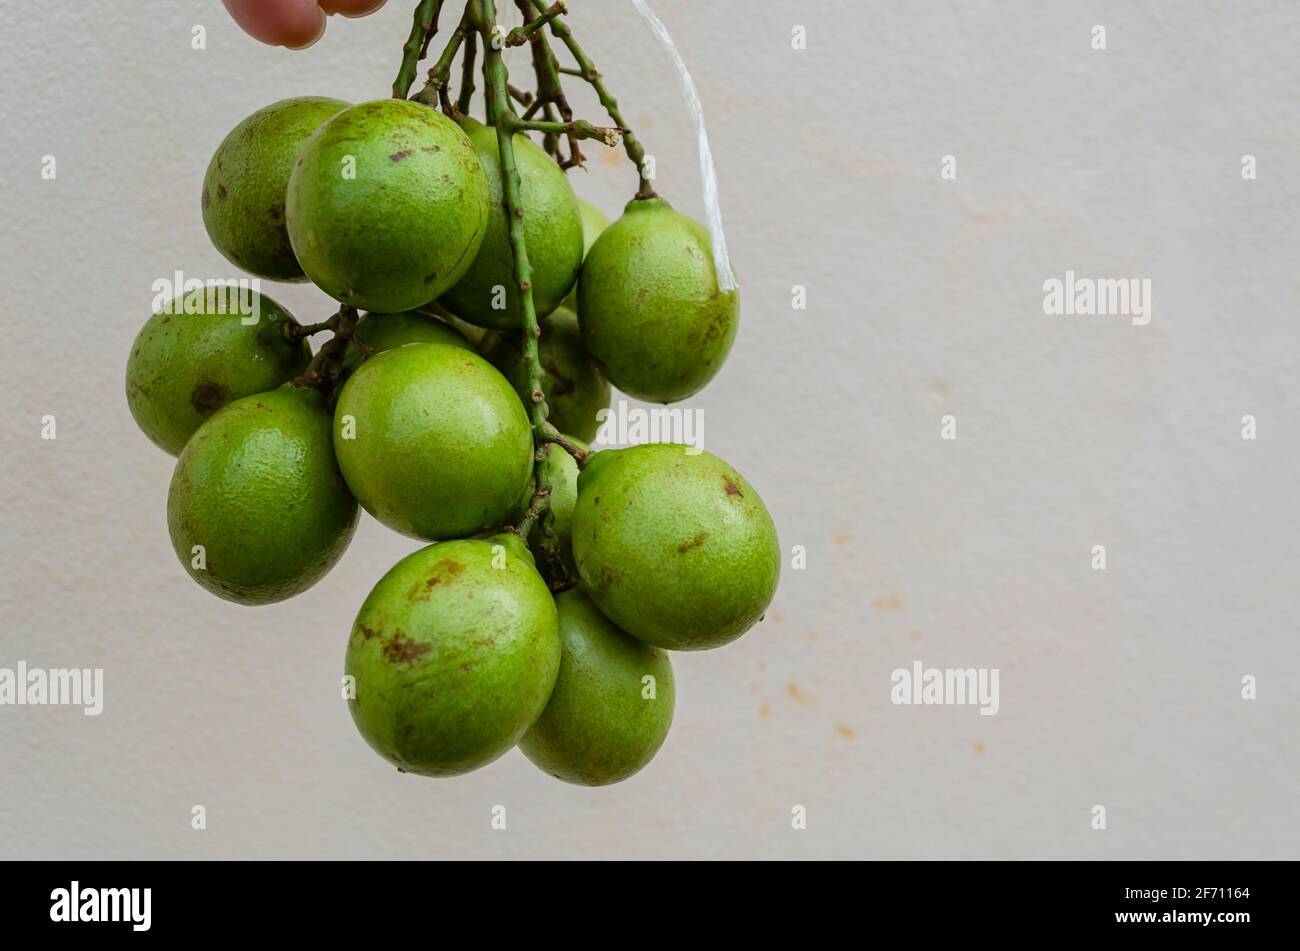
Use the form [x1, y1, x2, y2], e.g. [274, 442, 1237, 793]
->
[125, 96, 780, 786]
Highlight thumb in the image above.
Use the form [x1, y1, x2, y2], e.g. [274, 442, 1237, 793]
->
[221, 0, 327, 50]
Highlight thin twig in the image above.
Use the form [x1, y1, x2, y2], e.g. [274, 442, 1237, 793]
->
[291, 306, 361, 398]
[515, 0, 584, 168]
[393, 0, 442, 99]
[506, 1, 567, 47]
[516, 118, 623, 147]
[411, 9, 473, 115]
[289, 318, 337, 340]
[527, 0, 655, 195]
[542, 425, 592, 468]
[456, 29, 478, 114]
[540, 102, 561, 158]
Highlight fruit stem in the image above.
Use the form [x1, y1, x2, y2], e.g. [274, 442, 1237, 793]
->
[515, 118, 624, 147]
[539, 102, 562, 160]
[514, 487, 550, 539]
[291, 318, 337, 339]
[513, 0, 583, 169]
[291, 306, 363, 399]
[523, 0, 658, 196]
[506, 1, 566, 47]
[508, 83, 535, 108]
[412, 9, 474, 115]
[542, 426, 591, 468]
[472, 0, 582, 586]
[456, 29, 478, 114]
[394, 0, 443, 99]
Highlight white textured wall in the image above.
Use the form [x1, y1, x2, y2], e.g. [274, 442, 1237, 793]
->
[1, 0, 1298, 859]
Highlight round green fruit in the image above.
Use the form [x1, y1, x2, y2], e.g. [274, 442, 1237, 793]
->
[126, 286, 310, 456]
[561, 198, 610, 311]
[167, 384, 359, 605]
[286, 99, 490, 312]
[572, 444, 779, 651]
[333, 342, 533, 540]
[340, 309, 472, 377]
[520, 588, 674, 786]
[440, 117, 583, 330]
[577, 197, 739, 403]
[202, 96, 349, 281]
[344, 534, 561, 777]
[481, 307, 609, 443]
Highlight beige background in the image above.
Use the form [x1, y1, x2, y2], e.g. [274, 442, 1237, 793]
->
[1, 0, 1298, 858]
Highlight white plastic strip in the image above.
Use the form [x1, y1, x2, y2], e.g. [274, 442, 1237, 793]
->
[629, 0, 738, 292]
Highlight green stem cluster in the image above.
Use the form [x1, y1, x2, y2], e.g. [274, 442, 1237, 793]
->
[393, 0, 443, 99]
[525, 0, 656, 196]
[385, 0, 642, 581]
[412, 9, 473, 111]
[513, 0, 580, 167]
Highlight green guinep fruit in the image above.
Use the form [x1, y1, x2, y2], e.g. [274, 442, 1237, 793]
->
[345, 534, 560, 777]
[287, 99, 490, 312]
[167, 384, 359, 605]
[339, 309, 472, 377]
[561, 198, 610, 311]
[333, 342, 533, 540]
[202, 96, 349, 281]
[481, 307, 610, 443]
[520, 588, 674, 786]
[441, 117, 584, 330]
[126, 286, 310, 456]
[577, 197, 739, 403]
[572, 444, 779, 651]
